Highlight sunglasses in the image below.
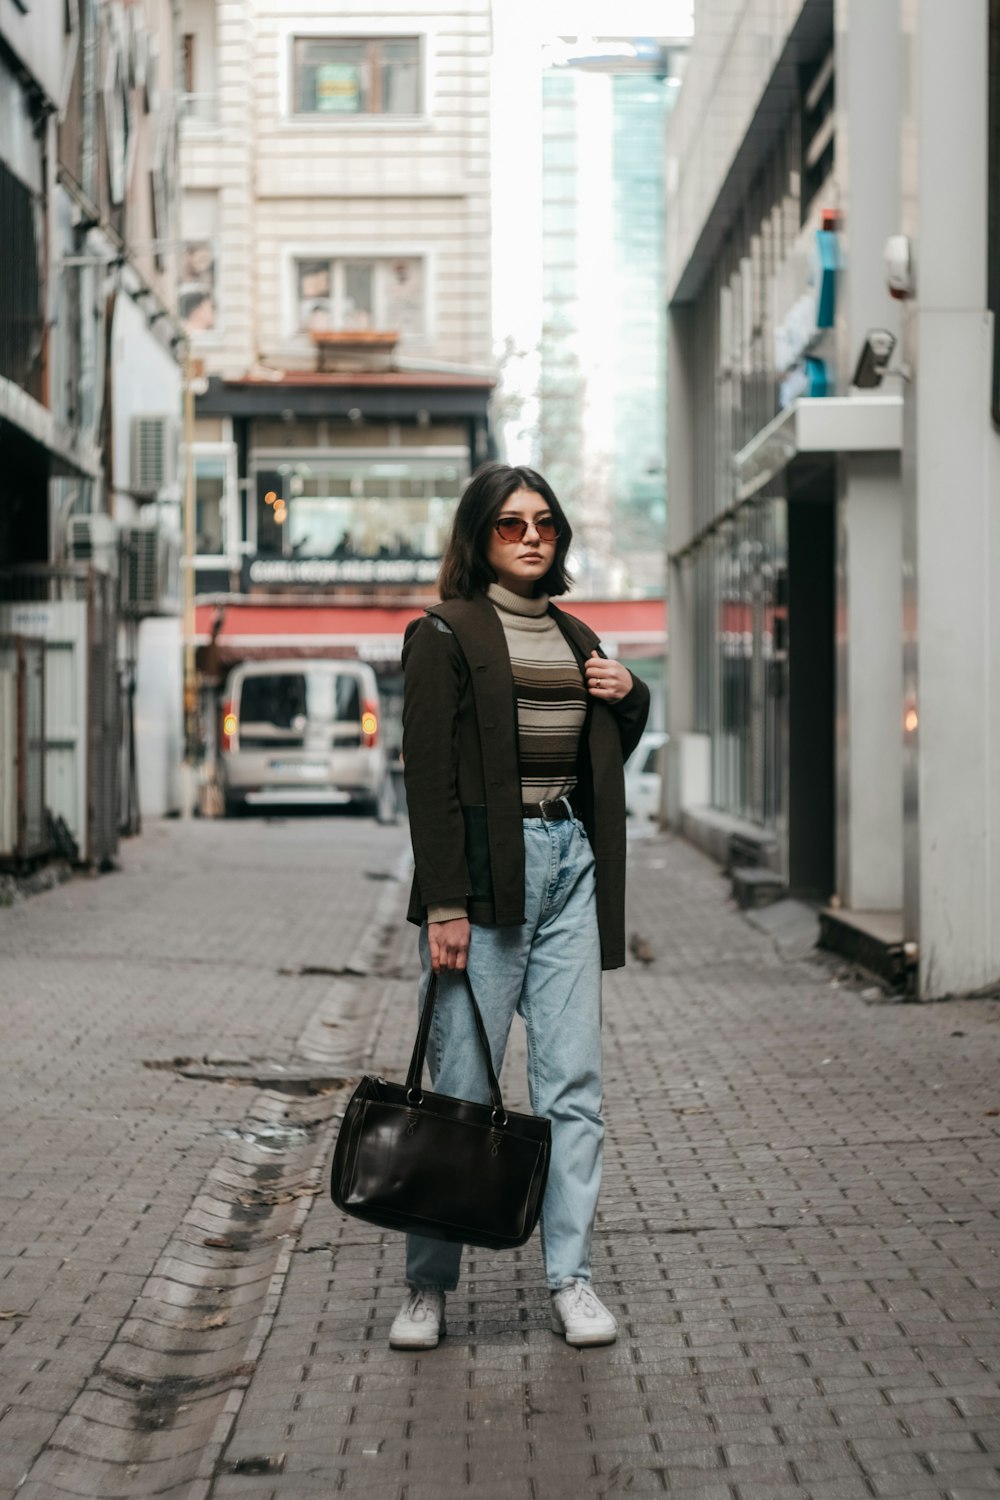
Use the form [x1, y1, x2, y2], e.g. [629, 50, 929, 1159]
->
[494, 514, 561, 544]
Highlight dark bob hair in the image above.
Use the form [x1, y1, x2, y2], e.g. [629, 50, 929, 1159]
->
[437, 462, 573, 601]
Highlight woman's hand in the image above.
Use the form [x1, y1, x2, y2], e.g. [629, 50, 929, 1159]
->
[428, 916, 471, 973]
[585, 650, 633, 705]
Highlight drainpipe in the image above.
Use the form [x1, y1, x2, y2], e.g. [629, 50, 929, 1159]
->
[81, 0, 97, 204]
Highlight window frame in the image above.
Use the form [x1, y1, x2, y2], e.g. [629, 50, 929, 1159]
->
[184, 438, 238, 566]
[281, 243, 435, 345]
[249, 446, 468, 566]
[281, 25, 433, 125]
[180, 190, 222, 343]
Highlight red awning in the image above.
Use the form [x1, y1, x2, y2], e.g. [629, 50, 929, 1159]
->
[194, 597, 667, 668]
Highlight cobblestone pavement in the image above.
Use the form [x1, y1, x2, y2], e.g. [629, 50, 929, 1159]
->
[0, 814, 403, 1498]
[2, 820, 1000, 1500]
[221, 831, 1000, 1500]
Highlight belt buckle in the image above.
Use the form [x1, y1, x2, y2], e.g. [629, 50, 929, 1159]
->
[539, 796, 570, 822]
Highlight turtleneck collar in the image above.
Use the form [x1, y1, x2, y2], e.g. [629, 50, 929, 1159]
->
[487, 582, 550, 618]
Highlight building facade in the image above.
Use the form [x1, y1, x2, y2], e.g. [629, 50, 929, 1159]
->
[179, 0, 495, 609]
[0, 0, 185, 849]
[665, 0, 1000, 998]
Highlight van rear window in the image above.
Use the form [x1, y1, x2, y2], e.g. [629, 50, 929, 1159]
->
[239, 673, 361, 728]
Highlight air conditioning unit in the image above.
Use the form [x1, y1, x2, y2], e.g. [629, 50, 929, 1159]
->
[120, 523, 181, 616]
[131, 414, 178, 497]
[67, 514, 119, 574]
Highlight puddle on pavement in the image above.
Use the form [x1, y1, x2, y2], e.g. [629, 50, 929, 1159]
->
[143, 1057, 349, 1098]
[276, 962, 360, 977]
[216, 1123, 312, 1152]
[224, 1454, 287, 1476]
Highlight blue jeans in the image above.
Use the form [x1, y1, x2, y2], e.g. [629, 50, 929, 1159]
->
[406, 816, 604, 1293]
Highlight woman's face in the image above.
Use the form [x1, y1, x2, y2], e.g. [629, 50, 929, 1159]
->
[486, 487, 558, 598]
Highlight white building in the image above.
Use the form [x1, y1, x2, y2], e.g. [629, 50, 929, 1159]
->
[178, 0, 495, 601]
[0, 0, 185, 843]
[665, 0, 1000, 999]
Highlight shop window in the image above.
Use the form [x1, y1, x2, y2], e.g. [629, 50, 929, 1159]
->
[254, 458, 465, 573]
[291, 36, 420, 116]
[294, 256, 424, 336]
[195, 454, 227, 557]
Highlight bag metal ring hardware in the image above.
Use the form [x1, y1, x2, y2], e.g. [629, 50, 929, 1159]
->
[406, 1087, 424, 1107]
[491, 1107, 508, 1128]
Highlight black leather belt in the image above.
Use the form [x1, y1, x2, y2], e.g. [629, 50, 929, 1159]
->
[522, 798, 574, 821]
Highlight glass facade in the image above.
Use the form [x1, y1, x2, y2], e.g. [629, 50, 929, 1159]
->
[539, 72, 581, 510]
[610, 76, 668, 562]
[677, 31, 836, 851]
[708, 498, 787, 831]
[539, 56, 679, 598]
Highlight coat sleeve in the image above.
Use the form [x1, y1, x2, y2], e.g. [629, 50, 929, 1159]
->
[401, 616, 471, 911]
[610, 670, 652, 763]
[593, 642, 650, 763]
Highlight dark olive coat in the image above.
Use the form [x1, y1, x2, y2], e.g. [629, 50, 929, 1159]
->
[401, 591, 650, 970]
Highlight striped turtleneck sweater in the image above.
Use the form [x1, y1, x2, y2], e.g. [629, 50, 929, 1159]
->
[487, 583, 587, 805]
[426, 585, 587, 923]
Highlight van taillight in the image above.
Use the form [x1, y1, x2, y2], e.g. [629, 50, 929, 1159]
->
[361, 701, 378, 748]
[222, 702, 238, 751]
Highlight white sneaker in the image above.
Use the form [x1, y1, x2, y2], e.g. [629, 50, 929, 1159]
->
[389, 1289, 446, 1350]
[550, 1278, 618, 1347]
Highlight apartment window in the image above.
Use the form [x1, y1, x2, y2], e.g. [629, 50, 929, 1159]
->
[295, 256, 424, 336]
[182, 34, 195, 94]
[181, 191, 219, 335]
[291, 37, 420, 116]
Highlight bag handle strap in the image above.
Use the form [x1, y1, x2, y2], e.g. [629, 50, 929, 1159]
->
[404, 970, 506, 1119]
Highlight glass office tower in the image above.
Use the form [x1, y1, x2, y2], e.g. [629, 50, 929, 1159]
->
[539, 41, 683, 598]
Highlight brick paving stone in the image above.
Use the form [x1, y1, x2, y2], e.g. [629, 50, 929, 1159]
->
[0, 814, 403, 1495]
[4, 822, 1000, 1498]
[212, 828, 1000, 1499]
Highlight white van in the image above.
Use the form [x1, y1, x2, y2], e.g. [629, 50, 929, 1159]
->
[219, 659, 389, 817]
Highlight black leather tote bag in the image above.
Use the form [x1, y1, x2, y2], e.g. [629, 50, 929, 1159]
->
[330, 971, 551, 1249]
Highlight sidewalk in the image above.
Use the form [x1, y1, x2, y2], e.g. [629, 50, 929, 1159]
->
[219, 832, 1000, 1499]
[0, 815, 405, 1498]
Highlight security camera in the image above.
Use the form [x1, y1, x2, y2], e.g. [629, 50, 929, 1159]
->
[884, 234, 914, 299]
[852, 329, 896, 389]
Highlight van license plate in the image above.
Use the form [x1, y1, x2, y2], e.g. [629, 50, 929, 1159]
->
[270, 760, 328, 777]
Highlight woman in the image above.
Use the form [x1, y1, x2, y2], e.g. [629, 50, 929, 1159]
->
[392, 462, 649, 1351]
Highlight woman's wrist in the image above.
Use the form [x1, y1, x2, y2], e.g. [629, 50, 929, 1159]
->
[427, 902, 469, 923]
